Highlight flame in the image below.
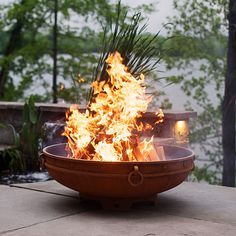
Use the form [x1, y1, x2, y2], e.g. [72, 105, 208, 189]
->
[59, 83, 65, 91]
[63, 51, 164, 161]
[155, 109, 164, 124]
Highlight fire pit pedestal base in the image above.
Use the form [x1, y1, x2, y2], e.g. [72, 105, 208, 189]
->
[79, 193, 157, 211]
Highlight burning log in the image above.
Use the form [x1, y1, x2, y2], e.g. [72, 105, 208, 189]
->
[132, 137, 166, 162]
[133, 145, 145, 161]
[146, 144, 160, 161]
[155, 146, 166, 161]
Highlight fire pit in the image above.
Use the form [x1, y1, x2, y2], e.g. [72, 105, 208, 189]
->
[42, 51, 195, 210]
[42, 142, 194, 209]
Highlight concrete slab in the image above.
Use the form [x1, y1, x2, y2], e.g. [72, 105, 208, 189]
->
[2, 210, 236, 236]
[10, 180, 78, 198]
[155, 182, 236, 226]
[11, 181, 236, 225]
[1, 181, 236, 236]
[0, 185, 82, 234]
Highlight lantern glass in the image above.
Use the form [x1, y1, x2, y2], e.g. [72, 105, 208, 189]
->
[174, 120, 189, 145]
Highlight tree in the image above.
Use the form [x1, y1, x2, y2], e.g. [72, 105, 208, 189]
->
[0, 0, 30, 97]
[52, 0, 58, 103]
[222, 0, 236, 186]
[165, 0, 235, 184]
[0, 0, 158, 103]
[0, 0, 121, 102]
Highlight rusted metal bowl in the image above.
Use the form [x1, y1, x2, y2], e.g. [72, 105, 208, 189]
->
[42, 143, 194, 199]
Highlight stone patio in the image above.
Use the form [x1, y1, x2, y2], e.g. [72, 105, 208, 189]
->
[0, 181, 236, 236]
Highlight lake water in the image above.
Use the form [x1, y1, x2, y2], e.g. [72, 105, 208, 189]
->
[19, 57, 222, 112]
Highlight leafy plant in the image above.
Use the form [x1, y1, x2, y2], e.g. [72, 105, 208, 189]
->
[0, 0, 122, 101]
[8, 148, 25, 174]
[164, 0, 228, 184]
[0, 96, 42, 173]
[0, 123, 25, 173]
[21, 95, 41, 171]
[89, 0, 166, 103]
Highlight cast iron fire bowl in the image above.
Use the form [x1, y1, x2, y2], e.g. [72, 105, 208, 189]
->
[42, 143, 194, 199]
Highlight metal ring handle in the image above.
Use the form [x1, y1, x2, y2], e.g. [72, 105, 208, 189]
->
[128, 165, 144, 187]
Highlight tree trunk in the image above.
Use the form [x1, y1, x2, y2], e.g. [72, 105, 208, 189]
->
[52, 0, 58, 103]
[0, 16, 24, 98]
[222, 0, 236, 186]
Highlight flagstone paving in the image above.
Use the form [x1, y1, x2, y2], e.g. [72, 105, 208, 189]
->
[1, 181, 236, 236]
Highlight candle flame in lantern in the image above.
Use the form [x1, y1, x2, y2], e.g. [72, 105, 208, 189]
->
[63, 51, 164, 161]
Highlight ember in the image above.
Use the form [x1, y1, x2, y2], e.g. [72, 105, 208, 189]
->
[63, 51, 164, 161]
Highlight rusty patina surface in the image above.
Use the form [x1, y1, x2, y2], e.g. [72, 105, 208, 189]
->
[42, 143, 194, 199]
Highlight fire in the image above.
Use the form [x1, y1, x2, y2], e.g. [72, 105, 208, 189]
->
[63, 51, 164, 161]
[155, 109, 164, 124]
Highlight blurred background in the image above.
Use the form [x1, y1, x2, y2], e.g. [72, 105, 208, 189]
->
[0, 0, 235, 186]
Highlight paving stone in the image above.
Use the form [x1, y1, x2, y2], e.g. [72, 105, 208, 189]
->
[11, 180, 78, 197]
[2, 210, 236, 236]
[1, 181, 236, 236]
[11, 181, 236, 225]
[0, 185, 82, 234]
[155, 182, 236, 226]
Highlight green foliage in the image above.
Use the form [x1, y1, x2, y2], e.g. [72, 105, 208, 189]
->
[0, 96, 42, 173]
[0, 147, 25, 174]
[0, 32, 9, 53]
[87, 0, 167, 106]
[8, 148, 25, 173]
[0, 0, 161, 103]
[21, 95, 41, 170]
[0, 124, 25, 173]
[94, 2, 164, 81]
[0, 0, 124, 102]
[164, 0, 228, 184]
[191, 166, 221, 185]
[163, 35, 227, 62]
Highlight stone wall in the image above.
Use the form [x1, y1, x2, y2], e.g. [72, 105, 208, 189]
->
[0, 101, 197, 146]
